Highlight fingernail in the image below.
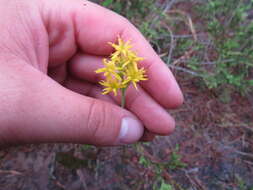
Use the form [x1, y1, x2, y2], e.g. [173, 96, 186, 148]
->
[117, 117, 144, 144]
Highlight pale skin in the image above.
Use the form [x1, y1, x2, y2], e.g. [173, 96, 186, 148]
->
[0, 0, 183, 147]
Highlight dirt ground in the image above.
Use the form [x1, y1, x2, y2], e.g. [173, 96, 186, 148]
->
[0, 73, 252, 190]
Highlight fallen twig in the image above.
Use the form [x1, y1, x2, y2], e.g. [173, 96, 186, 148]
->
[167, 64, 201, 76]
[0, 169, 22, 176]
[223, 146, 253, 159]
[171, 49, 194, 65]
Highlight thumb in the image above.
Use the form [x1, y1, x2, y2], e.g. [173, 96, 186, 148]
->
[1, 67, 143, 147]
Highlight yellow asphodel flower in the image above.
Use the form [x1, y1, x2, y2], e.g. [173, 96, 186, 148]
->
[128, 51, 144, 63]
[95, 59, 121, 80]
[123, 65, 147, 89]
[110, 37, 132, 57]
[99, 77, 126, 96]
[95, 36, 148, 108]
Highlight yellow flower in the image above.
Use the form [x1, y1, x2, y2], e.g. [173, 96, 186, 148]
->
[99, 78, 126, 96]
[110, 37, 132, 56]
[123, 65, 147, 89]
[95, 59, 121, 80]
[128, 51, 144, 63]
[95, 36, 148, 98]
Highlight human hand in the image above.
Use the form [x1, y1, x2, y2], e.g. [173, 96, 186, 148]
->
[0, 0, 183, 147]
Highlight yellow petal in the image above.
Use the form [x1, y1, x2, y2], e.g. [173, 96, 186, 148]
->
[113, 89, 117, 96]
[133, 82, 138, 90]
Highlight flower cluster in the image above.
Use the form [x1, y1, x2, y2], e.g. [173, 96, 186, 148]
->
[95, 37, 147, 96]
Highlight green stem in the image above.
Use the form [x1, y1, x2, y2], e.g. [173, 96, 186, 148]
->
[121, 88, 126, 108]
